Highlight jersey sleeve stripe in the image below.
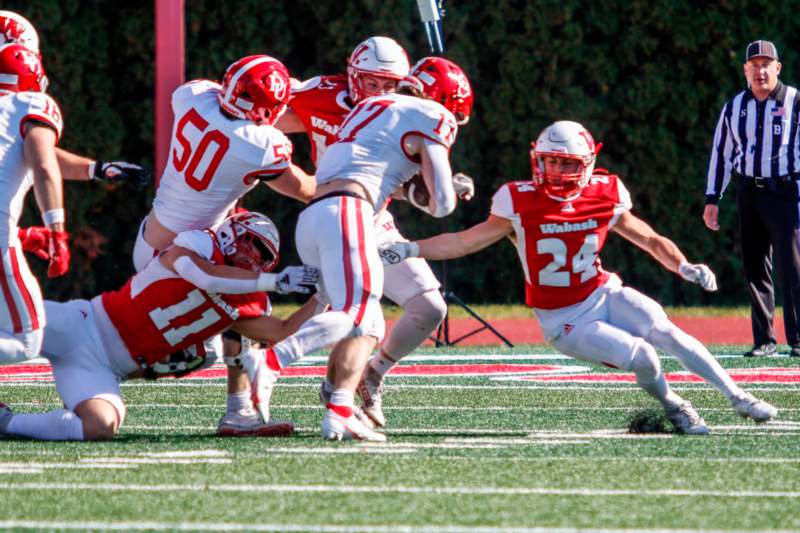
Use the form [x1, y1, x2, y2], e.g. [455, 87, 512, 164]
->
[19, 114, 61, 143]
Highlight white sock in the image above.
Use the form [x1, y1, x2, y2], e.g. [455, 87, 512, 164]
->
[630, 341, 683, 410]
[226, 391, 251, 414]
[369, 351, 398, 378]
[272, 311, 354, 367]
[648, 320, 740, 399]
[7, 409, 85, 441]
[329, 388, 354, 408]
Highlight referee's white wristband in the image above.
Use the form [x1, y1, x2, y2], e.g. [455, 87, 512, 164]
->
[42, 208, 65, 226]
[256, 272, 277, 292]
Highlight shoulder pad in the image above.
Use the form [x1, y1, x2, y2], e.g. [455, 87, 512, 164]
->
[172, 230, 215, 260]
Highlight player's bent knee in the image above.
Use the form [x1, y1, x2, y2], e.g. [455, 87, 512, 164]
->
[405, 290, 447, 329]
[629, 340, 661, 378]
[74, 398, 121, 441]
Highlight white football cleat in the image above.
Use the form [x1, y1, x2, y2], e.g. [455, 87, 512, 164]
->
[731, 392, 778, 423]
[239, 348, 280, 422]
[665, 401, 710, 435]
[216, 409, 294, 437]
[320, 379, 376, 429]
[321, 408, 386, 442]
[357, 366, 386, 428]
[0, 403, 12, 435]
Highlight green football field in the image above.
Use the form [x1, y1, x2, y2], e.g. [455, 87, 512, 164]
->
[1, 345, 799, 532]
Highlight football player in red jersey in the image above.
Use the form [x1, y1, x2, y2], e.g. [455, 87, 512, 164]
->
[277, 38, 475, 428]
[380, 120, 778, 434]
[0, 212, 318, 441]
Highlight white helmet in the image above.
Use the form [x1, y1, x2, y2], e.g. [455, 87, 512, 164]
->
[0, 11, 39, 55]
[214, 211, 280, 273]
[531, 120, 601, 201]
[347, 36, 409, 103]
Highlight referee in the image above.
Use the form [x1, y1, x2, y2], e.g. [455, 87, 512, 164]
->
[704, 40, 800, 358]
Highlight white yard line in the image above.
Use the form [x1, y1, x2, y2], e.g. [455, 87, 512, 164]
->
[0, 482, 798, 499]
[0, 521, 785, 533]
[4, 382, 798, 392]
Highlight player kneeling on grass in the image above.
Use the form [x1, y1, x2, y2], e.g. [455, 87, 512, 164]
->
[380, 120, 777, 435]
[0, 211, 318, 441]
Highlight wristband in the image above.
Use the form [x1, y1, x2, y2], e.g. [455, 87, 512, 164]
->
[408, 242, 421, 258]
[87, 162, 97, 180]
[255, 272, 277, 292]
[42, 208, 65, 226]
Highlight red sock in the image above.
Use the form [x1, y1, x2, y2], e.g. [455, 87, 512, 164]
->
[326, 403, 353, 418]
[265, 348, 281, 372]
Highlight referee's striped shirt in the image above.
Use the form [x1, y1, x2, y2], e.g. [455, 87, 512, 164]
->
[705, 81, 800, 204]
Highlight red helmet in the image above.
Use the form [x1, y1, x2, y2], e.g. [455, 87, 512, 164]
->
[400, 57, 473, 125]
[218, 55, 290, 126]
[0, 11, 39, 54]
[215, 211, 280, 273]
[0, 43, 47, 92]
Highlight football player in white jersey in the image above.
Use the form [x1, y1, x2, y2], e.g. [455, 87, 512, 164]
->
[246, 58, 473, 441]
[0, 211, 319, 441]
[133, 54, 316, 437]
[381, 120, 778, 433]
[277, 43, 475, 428]
[0, 10, 150, 189]
[0, 43, 69, 367]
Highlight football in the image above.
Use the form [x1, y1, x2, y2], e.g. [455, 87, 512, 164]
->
[404, 173, 431, 208]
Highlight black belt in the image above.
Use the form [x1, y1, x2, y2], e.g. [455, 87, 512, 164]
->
[734, 172, 799, 190]
[306, 189, 366, 209]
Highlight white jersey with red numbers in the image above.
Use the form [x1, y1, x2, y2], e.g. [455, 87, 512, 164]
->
[93, 229, 269, 367]
[153, 80, 293, 234]
[490, 170, 632, 312]
[0, 90, 62, 244]
[316, 92, 458, 211]
[288, 75, 351, 164]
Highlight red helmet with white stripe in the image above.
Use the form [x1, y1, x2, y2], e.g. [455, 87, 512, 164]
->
[347, 36, 410, 103]
[215, 211, 280, 273]
[531, 121, 602, 201]
[218, 55, 290, 126]
[0, 43, 47, 92]
[0, 11, 39, 55]
[400, 57, 473, 125]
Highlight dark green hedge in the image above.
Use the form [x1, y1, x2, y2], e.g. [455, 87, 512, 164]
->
[7, 0, 800, 305]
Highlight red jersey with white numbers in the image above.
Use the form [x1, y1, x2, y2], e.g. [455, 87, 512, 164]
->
[490, 171, 632, 309]
[288, 75, 352, 164]
[100, 230, 268, 365]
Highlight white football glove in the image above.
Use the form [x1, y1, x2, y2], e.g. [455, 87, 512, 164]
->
[452, 172, 475, 201]
[679, 262, 718, 292]
[378, 242, 420, 266]
[274, 265, 319, 294]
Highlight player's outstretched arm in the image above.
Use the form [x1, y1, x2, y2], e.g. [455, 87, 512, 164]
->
[25, 124, 70, 278]
[380, 215, 513, 265]
[231, 297, 318, 344]
[160, 246, 319, 295]
[611, 211, 717, 291]
[420, 139, 456, 217]
[55, 147, 151, 187]
[264, 163, 316, 203]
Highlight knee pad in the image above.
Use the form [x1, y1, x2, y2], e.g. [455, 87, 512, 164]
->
[404, 290, 447, 330]
[629, 339, 661, 379]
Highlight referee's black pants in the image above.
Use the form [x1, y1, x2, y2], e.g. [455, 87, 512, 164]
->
[736, 179, 800, 347]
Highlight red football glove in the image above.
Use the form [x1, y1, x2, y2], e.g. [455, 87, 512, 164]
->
[47, 231, 70, 278]
[18, 226, 50, 260]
